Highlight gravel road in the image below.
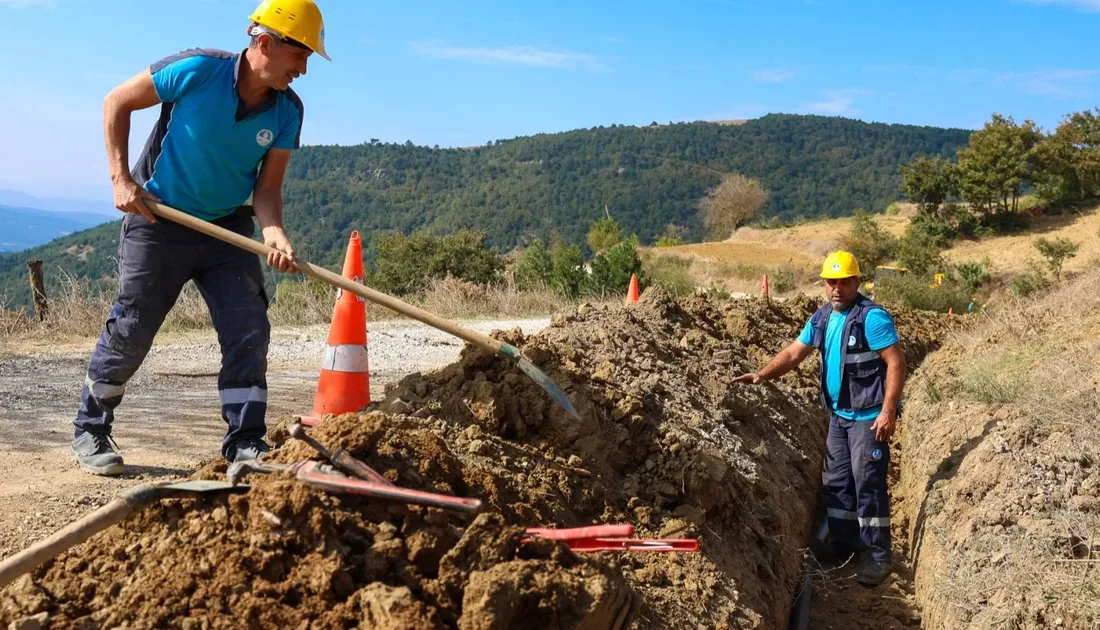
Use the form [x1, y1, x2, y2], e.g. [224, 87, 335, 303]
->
[0, 317, 548, 558]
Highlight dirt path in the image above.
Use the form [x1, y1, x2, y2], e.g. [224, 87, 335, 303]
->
[0, 318, 548, 559]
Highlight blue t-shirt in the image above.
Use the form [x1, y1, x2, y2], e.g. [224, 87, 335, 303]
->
[131, 49, 304, 221]
[798, 308, 899, 421]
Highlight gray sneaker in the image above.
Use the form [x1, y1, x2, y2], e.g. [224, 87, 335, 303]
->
[229, 438, 270, 463]
[856, 558, 892, 587]
[71, 431, 124, 476]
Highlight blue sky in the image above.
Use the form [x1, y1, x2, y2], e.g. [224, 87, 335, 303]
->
[2, 0, 1100, 200]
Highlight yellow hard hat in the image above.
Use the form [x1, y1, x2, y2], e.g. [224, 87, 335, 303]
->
[249, 0, 331, 61]
[820, 251, 862, 279]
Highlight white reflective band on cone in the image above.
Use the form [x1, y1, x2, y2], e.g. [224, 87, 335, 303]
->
[335, 276, 366, 302]
[220, 386, 268, 405]
[322, 344, 370, 373]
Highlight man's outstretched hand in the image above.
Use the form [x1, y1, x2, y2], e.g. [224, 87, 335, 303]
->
[732, 372, 763, 385]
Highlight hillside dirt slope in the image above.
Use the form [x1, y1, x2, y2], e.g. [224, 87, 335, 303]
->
[895, 271, 1100, 628]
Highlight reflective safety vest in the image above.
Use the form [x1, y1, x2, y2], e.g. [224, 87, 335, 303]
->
[808, 295, 888, 412]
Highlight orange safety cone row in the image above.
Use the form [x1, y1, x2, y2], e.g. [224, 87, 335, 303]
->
[297, 231, 371, 427]
[625, 273, 640, 304]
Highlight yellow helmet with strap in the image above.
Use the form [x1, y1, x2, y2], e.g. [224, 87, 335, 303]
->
[820, 251, 862, 279]
[249, 0, 330, 61]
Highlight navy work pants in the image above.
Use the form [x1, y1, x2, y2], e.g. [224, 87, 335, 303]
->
[822, 413, 892, 563]
[74, 212, 270, 457]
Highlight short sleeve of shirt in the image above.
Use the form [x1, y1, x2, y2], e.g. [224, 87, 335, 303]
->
[797, 318, 814, 345]
[865, 308, 899, 351]
[150, 53, 220, 103]
[274, 92, 304, 150]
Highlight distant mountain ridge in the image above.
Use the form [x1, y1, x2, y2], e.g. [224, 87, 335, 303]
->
[0, 204, 112, 253]
[0, 190, 116, 218]
[0, 114, 973, 309]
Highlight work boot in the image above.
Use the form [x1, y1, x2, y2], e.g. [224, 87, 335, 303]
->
[856, 558, 892, 587]
[229, 438, 270, 463]
[71, 431, 124, 476]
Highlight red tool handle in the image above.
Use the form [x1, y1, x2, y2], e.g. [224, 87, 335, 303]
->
[295, 461, 483, 514]
[565, 538, 700, 552]
[524, 524, 634, 540]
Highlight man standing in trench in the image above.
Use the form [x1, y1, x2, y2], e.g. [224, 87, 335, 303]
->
[71, 0, 331, 475]
[733, 251, 906, 587]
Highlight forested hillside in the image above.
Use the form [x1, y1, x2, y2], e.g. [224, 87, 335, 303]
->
[0, 114, 970, 308]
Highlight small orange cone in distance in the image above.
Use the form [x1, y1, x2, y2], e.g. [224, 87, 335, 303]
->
[625, 273, 640, 304]
[298, 231, 371, 427]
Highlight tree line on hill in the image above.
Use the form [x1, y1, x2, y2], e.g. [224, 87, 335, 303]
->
[0, 114, 970, 310]
[847, 107, 1099, 312]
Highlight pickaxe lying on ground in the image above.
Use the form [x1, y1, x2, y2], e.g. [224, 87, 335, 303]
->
[260, 423, 700, 552]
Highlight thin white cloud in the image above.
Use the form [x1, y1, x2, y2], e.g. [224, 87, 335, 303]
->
[752, 68, 796, 83]
[412, 41, 606, 71]
[998, 69, 1100, 97]
[804, 89, 873, 115]
[1016, 0, 1100, 11]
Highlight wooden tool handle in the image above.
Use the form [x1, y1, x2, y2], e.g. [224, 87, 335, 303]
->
[145, 202, 504, 356]
[0, 497, 135, 588]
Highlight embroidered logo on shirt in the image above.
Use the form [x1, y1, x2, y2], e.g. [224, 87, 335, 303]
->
[848, 335, 857, 347]
[256, 129, 274, 147]
[871, 448, 883, 461]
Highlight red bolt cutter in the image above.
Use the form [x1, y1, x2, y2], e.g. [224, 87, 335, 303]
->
[523, 523, 699, 552]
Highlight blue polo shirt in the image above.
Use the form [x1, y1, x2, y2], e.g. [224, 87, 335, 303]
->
[131, 48, 304, 221]
[798, 308, 899, 421]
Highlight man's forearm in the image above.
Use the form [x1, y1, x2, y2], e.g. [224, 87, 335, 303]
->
[103, 95, 133, 185]
[882, 359, 906, 413]
[757, 347, 802, 381]
[253, 190, 285, 230]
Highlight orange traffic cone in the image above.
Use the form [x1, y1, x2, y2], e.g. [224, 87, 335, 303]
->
[297, 231, 371, 427]
[625, 273, 640, 304]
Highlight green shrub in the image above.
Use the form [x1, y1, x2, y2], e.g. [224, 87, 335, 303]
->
[885, 202, 902, 216]
[586, 217, 623, 253]
[586, 237, 642, 296]
[373, 230, 504, 296]
[842, 210, 897, 271]
[874, 274, 970, 313]
[895, 231, 945, 275]
[1033, 236, 1080, 281]
[1009, 270, 1050, 297]
[514, 239, 554, 290]
[952, 260, 992, 294]
[550, 244, 586, 298]
[907, 210, 958, 247]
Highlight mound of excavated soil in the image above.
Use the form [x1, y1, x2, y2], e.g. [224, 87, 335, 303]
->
[1, 290, 953, 629]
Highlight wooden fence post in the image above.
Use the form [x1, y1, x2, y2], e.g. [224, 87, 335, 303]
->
[27, 260, 48, 321]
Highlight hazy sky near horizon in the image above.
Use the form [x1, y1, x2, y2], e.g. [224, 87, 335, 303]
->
[3, 0, 1100, 200]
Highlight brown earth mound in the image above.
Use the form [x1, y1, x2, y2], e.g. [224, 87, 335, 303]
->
[1, 290, 952, 629]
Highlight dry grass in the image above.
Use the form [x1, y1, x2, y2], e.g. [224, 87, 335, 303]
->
[0, 273, 583, 347]
[901, 270, 1100, 628]
[943, 207, 1100, 277]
